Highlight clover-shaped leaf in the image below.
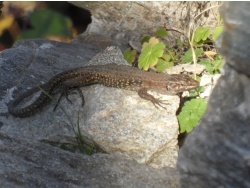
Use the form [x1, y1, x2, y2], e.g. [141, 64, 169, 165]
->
[178, 98, 207, 133]
[194, 27, 210, 43]
[138, 37, 165, 70]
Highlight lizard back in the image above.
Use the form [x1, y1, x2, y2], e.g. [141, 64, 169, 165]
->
[8, 64, 199, 117]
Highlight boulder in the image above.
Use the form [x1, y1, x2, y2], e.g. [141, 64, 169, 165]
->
[178, 2, 250, 187]
[0, 36, 180, 186]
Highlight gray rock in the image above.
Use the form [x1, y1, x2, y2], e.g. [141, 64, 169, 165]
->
[1, 38, 180, 168]
[1, 35, 180, 186]
[178, 2, 250, 187]
[1, 2, 222, 187]
[0, 132, 179, 188]
[0, 38, 102, 99]
[71, 2, 221, 45]
[218, 2, 250, 76]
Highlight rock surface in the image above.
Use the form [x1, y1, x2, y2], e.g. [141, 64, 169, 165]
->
[178, 2, 250, 187]
[0, 132, 179, 188]
[1, 38, 180, 168]
[0, 36, 180, 186]
[0, 2, 222, 187]
[71, 2, 221, 45]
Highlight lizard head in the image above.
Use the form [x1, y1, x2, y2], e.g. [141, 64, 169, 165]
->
[166, 74, 199, 94]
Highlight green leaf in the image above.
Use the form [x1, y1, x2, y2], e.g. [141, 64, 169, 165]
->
[123, 48, 136, 64]
[162, 54, 171, 62]
[156, 59, 168, 72]
[138, 38, 165, 70]
[177, 98, 207, 133]
[198, 59, 212, 74]
[195, 48, 203, 56]
[157, 54, 174, 71]
[215, 54, 223, 60]
[212, 25, 223, 41]
[166, 49, 176, 60]
[181, 48, 203, 63]
[196, 86, 205, 93]
[192, 40, 205, 47]
[199, 59, 223, 74]
[141, 36, 151, 45]
[181, 50, 192, 63]
[155, 28, 168, 37]
[177, 39, 183, 46]
[213, 59, 223, 73]
[149, 42, 165, 66]
[194, 27, 211, 43]
[19, 9, 72, 39]
[165, 61, 174, 69]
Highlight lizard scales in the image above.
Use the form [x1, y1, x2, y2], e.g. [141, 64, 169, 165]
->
[8, 64, 199, 118]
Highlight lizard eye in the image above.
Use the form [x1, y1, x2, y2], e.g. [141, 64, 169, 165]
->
[166, 82, 184, 92]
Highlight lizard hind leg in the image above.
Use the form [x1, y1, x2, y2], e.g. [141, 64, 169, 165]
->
[53, 85, 85, 112]
[53, 73, 100, 112]
[52, 75, 97, 111]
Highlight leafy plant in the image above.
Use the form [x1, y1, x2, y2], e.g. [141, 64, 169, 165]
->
[155, 28, 168, 37]
[193, 26, 211, 46]
[181, 48, 203, 63]
[177, 98, 207, 133]
[123, 19, 224, 134]
[124, 48, 136, 64]
[212, 25, 223, 41]
[18, 9, 72, 39]
[138, 37, 165, 70]
[141, 35, 151, 44]
[124, 24, 223, 72]
[199, 58, 223, 74]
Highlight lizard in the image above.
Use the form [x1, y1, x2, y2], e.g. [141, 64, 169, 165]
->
[8, 63, 199, 118]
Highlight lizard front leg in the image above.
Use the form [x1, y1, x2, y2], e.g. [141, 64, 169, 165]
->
[137, 88, 168, 109]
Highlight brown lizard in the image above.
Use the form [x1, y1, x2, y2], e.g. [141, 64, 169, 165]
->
[8, 63, 199, 117]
